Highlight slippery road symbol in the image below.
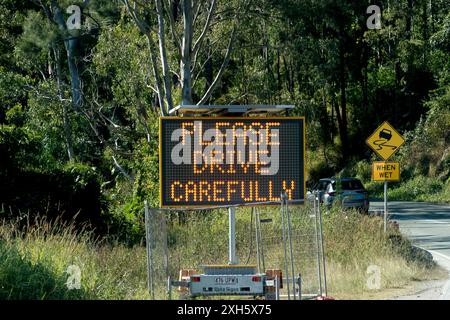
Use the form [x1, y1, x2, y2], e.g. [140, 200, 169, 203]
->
[372, 129, 398, 151]
[366, 121, 405, 160]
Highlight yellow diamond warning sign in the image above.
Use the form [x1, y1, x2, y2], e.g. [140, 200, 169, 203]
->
[372, 161, 400, 181]
[366, 121, 405, 160]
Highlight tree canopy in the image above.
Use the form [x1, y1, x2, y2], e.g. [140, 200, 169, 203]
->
[1, 0, 449, 241]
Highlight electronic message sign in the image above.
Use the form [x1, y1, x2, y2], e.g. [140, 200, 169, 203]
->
[159, 117, 305, 207]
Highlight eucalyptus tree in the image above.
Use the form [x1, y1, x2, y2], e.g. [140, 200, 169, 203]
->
[16, 0, 113, 161]
[120, 0, 249, 115]
[29, 0, 93, 110]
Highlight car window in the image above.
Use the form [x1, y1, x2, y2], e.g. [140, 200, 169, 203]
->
[326, 183, 333, 192]
[316, 181, 329, 191]
[331, 180, 364, 190]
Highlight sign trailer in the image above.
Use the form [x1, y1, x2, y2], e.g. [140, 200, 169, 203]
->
[158, 111, 305, 299]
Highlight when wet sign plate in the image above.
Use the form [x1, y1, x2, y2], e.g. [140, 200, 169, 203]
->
[372, 161, 400, 181]
[159, 117, 305, 207]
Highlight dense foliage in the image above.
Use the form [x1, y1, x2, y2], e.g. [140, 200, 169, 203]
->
[1, 0, 449, 241]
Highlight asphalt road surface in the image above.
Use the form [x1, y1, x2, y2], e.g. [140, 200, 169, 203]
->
[370, 200, 450, 300]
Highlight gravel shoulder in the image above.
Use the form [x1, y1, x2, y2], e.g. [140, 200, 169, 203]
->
[390, 251, 450, 300]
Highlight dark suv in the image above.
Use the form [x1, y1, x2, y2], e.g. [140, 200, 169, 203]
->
[307, 178, 369, 213]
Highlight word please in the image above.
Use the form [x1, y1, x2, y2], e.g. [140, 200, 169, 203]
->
[170, 180, 295, 203]
[171, 121, 280, 175]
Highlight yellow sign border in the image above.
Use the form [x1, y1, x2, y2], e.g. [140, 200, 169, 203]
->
[372, 161, 400, 182]
[159, 116, 306, 208]
[366, 121, 405, 160]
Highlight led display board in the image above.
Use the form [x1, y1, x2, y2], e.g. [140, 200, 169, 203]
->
[160, 117, 305, 207]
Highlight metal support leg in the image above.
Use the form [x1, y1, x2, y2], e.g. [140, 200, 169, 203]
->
[144, 201, 154, 299]
[297, 274, 302, 301]
[281, 193, 291, 299]
[255, 208, 261, 273]
[275, 275, 280, 300]
[318, 199, 327, 296]
[167, 276, 172, 300]
[314, 192, 323, 297]
[257, 208, 266, 271]
[229, 207, 238, 265]
[286, 195, 297, 300]
[162, 214, 169, 280]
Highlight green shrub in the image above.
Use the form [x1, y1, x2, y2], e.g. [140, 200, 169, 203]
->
[388, 175, 449, 202]
[0, 241, 88, 299]
[1, 160, 106, 233]
[5, 104, 26, 126]
[354, 160, 372, 183]
[107, 196, 145, 245]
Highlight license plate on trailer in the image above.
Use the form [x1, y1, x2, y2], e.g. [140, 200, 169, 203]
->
[215, 277, 238, 285]
[189, 274, 265, 296]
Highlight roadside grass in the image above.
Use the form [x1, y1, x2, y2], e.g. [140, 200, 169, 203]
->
[0, 207, 444, 300]
[0, 216, 149, 299]
[320, 209, 445, 299]
[366, 175, 450, 204]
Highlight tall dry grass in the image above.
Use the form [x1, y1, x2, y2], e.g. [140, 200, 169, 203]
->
[0, 215, 149, 299]
[0, 207, 443, 300]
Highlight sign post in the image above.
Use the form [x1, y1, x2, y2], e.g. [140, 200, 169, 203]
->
[366, 122, 405, 232]
[384, 181, 388, 232]
[228, 207, 237, 265]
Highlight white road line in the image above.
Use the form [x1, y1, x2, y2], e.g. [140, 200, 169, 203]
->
[419, 220, 450, 225]
[372, 201, 450, 300]
[440, 281, 450, 300]
[427, 250, 450, 300]
[428, 250, 450, 262]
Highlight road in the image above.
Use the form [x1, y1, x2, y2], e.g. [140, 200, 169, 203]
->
[370, 200, 450, 300]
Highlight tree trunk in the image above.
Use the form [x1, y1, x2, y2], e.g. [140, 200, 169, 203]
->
[276, 49, 281, 102]
[362, 43, 369, 128]
[52, 2, 83, 109]
[321, 87, 331, 143]
[53, 47, 75, 161]
[406, 0, 414, 40]
[338, 44, 348, 161]
[146, 35, 167, 115]
[65, 38, 82, 109]
[422, 0, 429, 64]
[204, 39, 213, 103]
[430, 0, 435, 33]
[180, 0, 193, 105]
[282, 55, 294, 100]
[155, 0, 173, 111]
